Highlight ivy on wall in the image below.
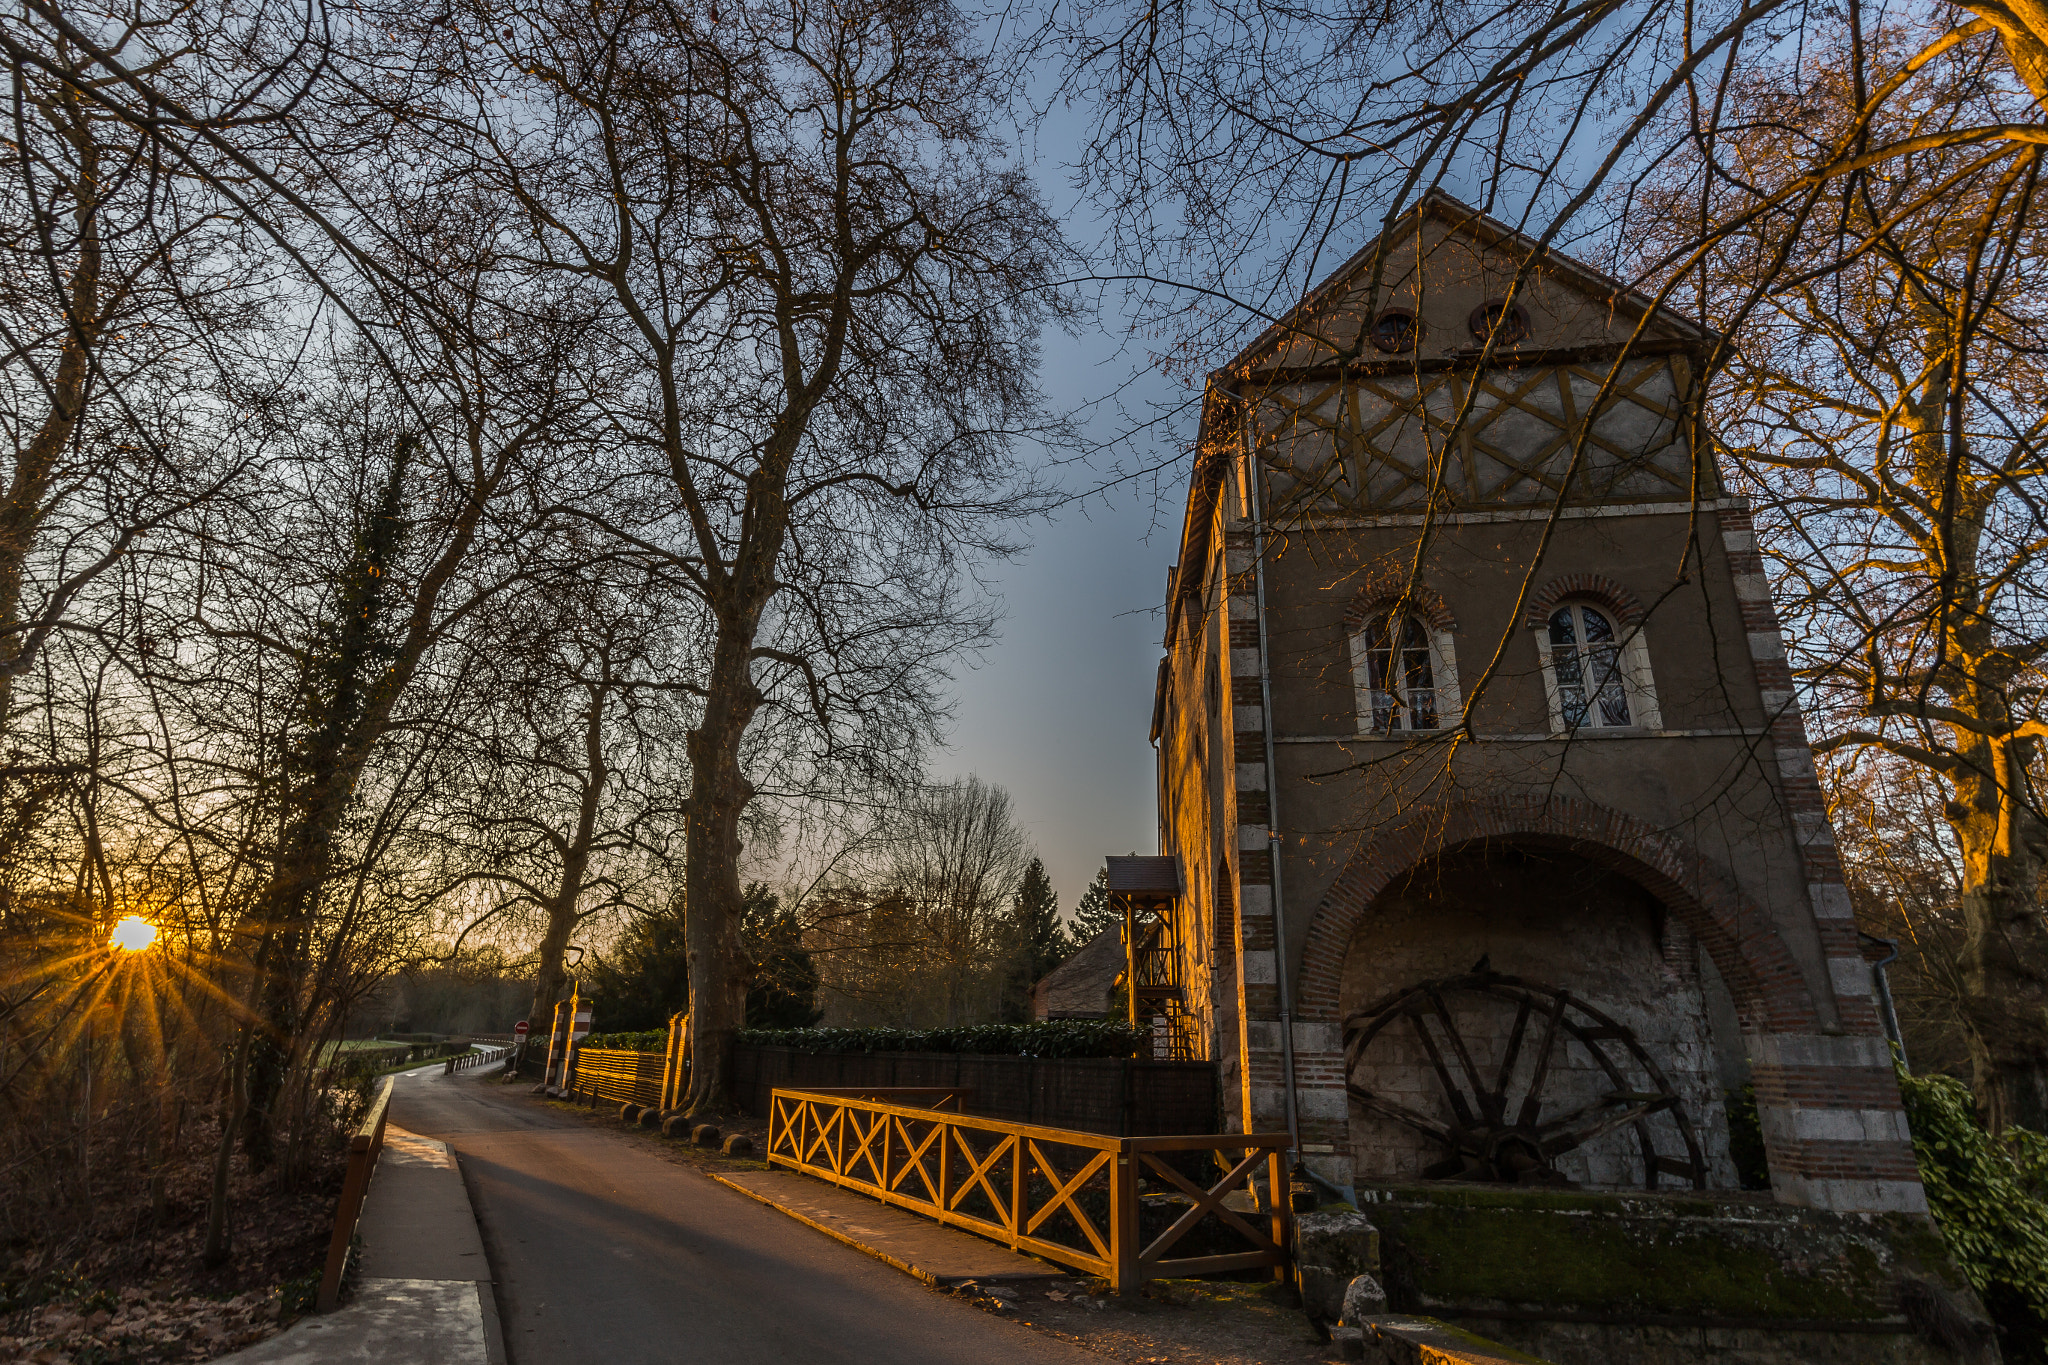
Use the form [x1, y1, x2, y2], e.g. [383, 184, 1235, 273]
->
[1899, 1070, 2048, 1362]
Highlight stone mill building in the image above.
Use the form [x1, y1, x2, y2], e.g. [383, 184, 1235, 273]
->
[1132, 193, 1925, 1218]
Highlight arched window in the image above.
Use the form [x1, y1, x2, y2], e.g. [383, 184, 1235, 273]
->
[1539, 602, 1658, 730]
[1353, 612, 1457, 733]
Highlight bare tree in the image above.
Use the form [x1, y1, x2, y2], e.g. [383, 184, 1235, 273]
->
[418, 560, 691, 1040]
[886, 776, 1033, 1026]
[0, 7, 267, 748]
[383, 0, 1071, 1111]
[1627, 26, 2048, 1128]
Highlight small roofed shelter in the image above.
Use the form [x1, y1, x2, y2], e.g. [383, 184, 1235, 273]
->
[1105, 855, 1194, 1059]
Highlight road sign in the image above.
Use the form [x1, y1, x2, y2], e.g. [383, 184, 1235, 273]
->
[514, 1020, 530, 1036]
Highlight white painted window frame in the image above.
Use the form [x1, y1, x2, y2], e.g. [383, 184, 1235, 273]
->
[1349, 616, 1462, 735]
[1534, 603, 1661, 732]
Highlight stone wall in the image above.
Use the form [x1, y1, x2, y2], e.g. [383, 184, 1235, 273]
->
[1294, 1188, 1994, 1365]
[1341, 845, 1738, 1190]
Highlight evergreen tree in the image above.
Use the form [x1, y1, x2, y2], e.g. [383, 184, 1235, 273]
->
[1016, 857, 1068, 976]
[583, 898, 689, 1033]
[1001, 856, 1068, 1021]
[1070, 865, 1122, 941]
[744, 884, 823, 1028]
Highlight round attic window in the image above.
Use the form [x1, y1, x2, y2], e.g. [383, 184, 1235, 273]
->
[1468, 299, 1531, 346]
[1369, 310, 1421, 353]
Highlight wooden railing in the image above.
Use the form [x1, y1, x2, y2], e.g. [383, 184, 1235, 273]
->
[317, 1075, 394, 1311]
[767, 1086, 1291, 1293]
[444, 1044, 513, 1075]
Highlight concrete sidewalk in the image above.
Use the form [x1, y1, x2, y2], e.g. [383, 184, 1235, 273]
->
[217, 1111, 503, 1365]
[711, 1168, 1066, 1286]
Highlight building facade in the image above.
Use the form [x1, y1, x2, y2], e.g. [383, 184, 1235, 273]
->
[1146, 194, 1925, 1214]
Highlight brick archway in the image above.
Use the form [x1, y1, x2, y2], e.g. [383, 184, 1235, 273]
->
[1293, 793, 1821, 1033]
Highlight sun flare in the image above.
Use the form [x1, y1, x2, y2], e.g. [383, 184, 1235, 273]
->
[110, 915, 159, 953]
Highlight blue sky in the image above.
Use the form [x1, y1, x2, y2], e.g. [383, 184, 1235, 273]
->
[928, 324, 1190, 914]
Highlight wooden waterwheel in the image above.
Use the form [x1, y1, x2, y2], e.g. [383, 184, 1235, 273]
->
[1342, 968, 1707, 1189]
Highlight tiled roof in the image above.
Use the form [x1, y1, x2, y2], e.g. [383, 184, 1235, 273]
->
[1105, 855, 1181, 895]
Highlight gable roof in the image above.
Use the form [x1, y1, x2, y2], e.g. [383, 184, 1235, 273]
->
[1161, 191, 1721, 648]
[1031, 927, 1125, 1020]
[1225, 190, 1719, 376]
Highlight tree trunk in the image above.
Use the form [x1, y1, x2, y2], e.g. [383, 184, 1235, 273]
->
[0, 96, 101, 738]
[1949, 745, 2048, 1132]
[203, 1027, 250, 1266]
[524, 684, 611, 1067]
[240, 778, 349, 1165]
[681, 623, 762, 1116]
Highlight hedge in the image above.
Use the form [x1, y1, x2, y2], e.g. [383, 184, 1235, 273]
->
[580, 1020, 1151, 1059]
[582, 1030, 668, 1053]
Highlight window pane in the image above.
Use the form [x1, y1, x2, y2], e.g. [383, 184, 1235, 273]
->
[1558, 684, 1588, 728]
[1551, 636, 1583, 688]
[1580, 606, 1615, 642]
[1548, 607, 1577, 646]
[1589, 643, 1631, 726]
[1404, 638, 1438, 729]
[1364, 618, 1396, 731]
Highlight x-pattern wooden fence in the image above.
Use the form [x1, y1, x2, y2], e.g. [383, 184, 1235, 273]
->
[767, 1086, 1291, 1293]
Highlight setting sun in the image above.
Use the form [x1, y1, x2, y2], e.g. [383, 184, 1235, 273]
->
[109, 915, 158, 953]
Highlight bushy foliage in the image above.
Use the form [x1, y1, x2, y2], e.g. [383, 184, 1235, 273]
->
[1899, 1070, 2048, 1360]
[582, 1019, 1153, 1058]
[737, 1019, 1150, 1058]
[582, 1030, 670, 1053]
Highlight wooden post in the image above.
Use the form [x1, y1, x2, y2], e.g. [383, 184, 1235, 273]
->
[1121, 892, 1137, 1028]
[1111, 1142, 1140, 1294]
[1008, 1135, 1024, 1248]
[563, 985, 591, 1097]
[543, 1000, 569, 1088]
[1268, 1148, 1290, 1284]
[661, 1011, 688, 1112]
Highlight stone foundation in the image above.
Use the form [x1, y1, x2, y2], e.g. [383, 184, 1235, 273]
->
[1294, 1187, 1995, 1365]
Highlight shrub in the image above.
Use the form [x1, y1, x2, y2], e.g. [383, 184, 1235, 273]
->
[735, 1020, 1152, 1058]
[579, 1019, 1154, 1059]
[581, 1030, 668, 1053]
[1898, 1069, 2048, 1362]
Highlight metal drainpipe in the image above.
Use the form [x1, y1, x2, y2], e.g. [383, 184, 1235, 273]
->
[1860, 930, 1908, 1071]
[1246, 441, 1302, 1171]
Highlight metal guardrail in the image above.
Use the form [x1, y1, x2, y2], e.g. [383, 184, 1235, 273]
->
[444, 1044, 513, 1075]
[317, 1075, 394, 1311]
[767, 1086, 1291, 1293]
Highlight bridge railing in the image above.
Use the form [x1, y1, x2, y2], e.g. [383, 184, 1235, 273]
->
[766, 1086, 1290, 1294]
[444, 1044, 513, 1076]
[317, 1075, 394, 1311]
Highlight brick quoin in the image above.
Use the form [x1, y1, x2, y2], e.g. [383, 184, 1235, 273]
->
[1291, 793, 1825, 1034]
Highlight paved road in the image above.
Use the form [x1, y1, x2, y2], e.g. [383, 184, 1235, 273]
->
[391, 1068, 1098, 1365]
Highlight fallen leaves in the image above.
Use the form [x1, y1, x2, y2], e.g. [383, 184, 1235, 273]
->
[0, 1286, 286, 1363]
